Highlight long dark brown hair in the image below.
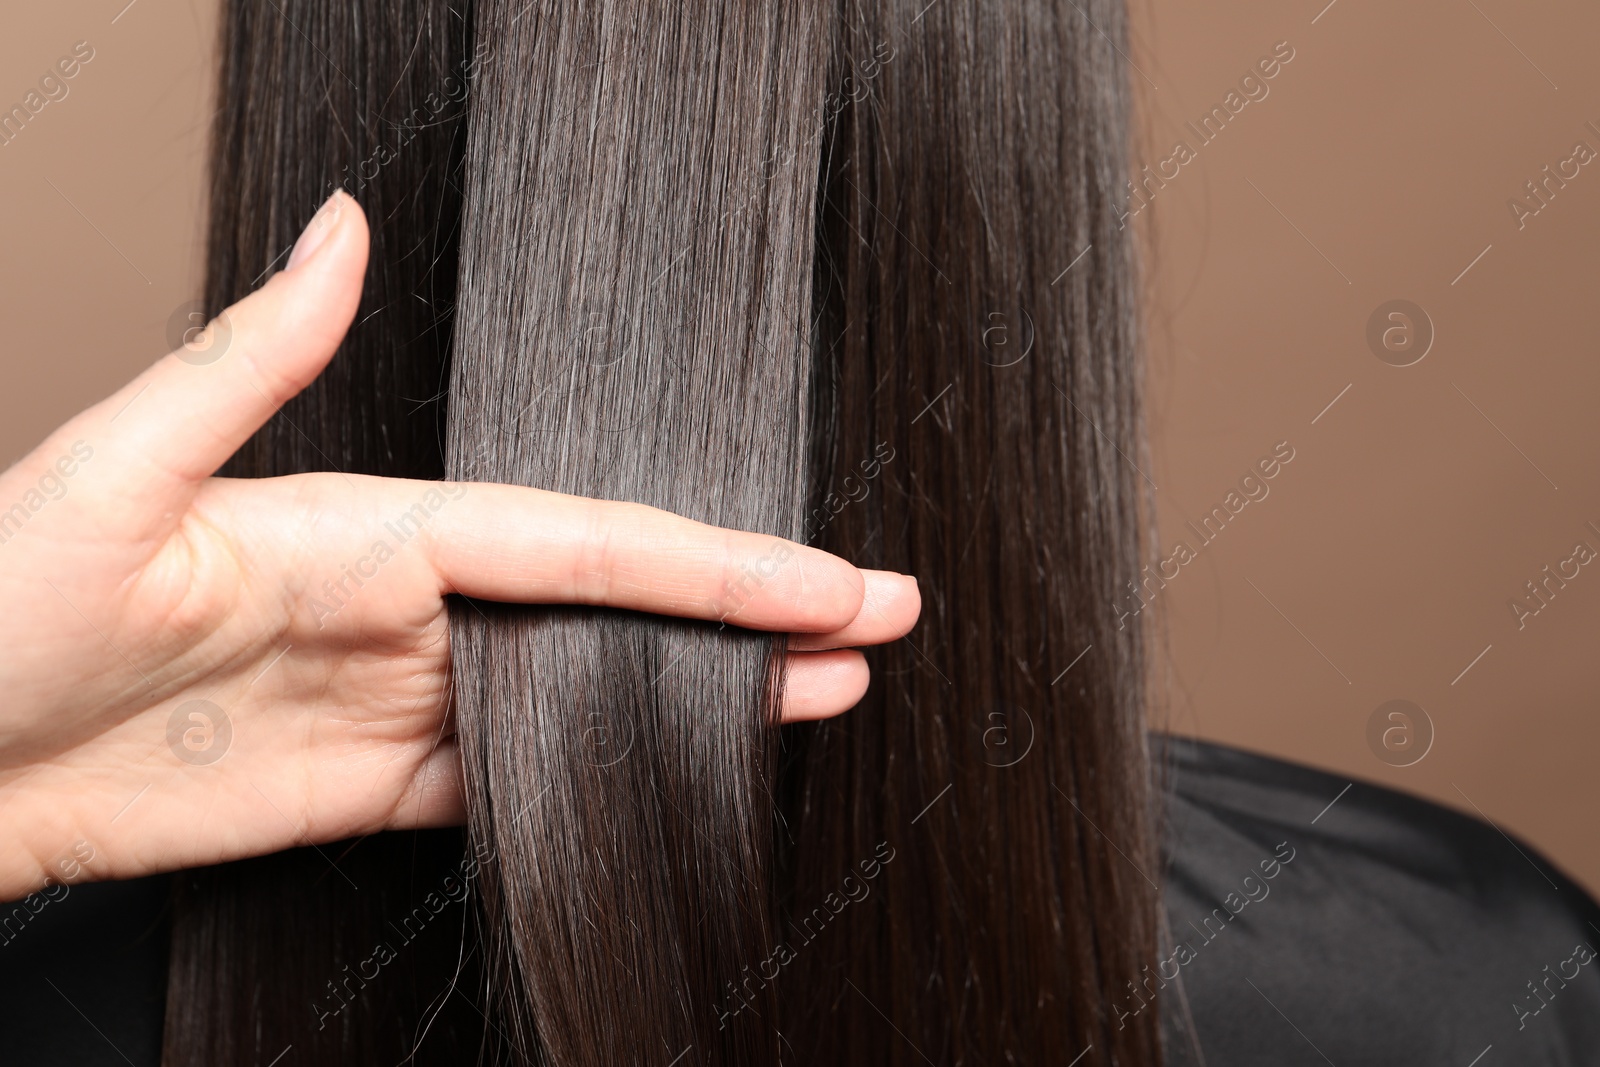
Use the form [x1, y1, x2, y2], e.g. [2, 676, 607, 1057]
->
[165, 0, 1161, 1064]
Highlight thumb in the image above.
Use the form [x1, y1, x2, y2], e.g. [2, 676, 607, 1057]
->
[81, 189, 369, 494]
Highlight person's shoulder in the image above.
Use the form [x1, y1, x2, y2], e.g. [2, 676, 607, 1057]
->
[1160, 734, 1590, 902]
[1154, 735, 1600, 1067]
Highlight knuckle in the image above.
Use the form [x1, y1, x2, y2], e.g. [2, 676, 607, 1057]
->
[575, 503, 627, 602]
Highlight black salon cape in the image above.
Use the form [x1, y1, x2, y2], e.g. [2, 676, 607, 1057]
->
[1, 739, 1596, 1065]
[1157, 737, 1600, 1065]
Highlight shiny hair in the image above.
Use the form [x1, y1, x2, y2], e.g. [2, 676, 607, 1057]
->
[164, 0, 1161, 1063]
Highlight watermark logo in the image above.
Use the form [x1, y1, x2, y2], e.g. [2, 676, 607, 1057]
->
[580, 709, 636, 768]
[167, 699, 232, 765]
[1507, 122, 1600, 232]
[312, 841, 495, 1030]
[980, 701, 1035, 768]
[1365, 299, 1433, 367]
[0, 840, 96, 948]
[499, 301, 688, 437]
[307, 482, 468, 629]
[979, 309, 1034, 367]
[1112, 440, 1296, 630]
[716, 840, 896, 1030]
[1112, 840, 1297, 1031]
[802, 441, 895, 543]
[0, 40, 96, 150]
[0, 440, 93, 547]
[1118, 40, 1297, 228]
[167, 301, 233, 366]
[1365, 699, 1432, 767]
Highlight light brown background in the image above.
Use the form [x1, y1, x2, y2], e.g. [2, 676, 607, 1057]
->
[2, 1, 1596, 889]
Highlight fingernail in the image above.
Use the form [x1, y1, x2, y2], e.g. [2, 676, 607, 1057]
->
[286, 190, 346, 272]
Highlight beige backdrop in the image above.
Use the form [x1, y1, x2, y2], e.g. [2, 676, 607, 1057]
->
[2, 1, 1595, 891]
[1134, 0, 1600, 892]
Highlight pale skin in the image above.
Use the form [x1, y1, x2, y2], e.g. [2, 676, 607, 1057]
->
[0, 191, 921, 902]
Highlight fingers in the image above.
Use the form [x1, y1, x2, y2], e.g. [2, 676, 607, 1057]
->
[386, 649, 873, 830]
[385, 737, 468, 831]
[779, 649, 871, 721]
[790, 570, 920, 650]
[84, 190, 368, 494]
[400, 478, 913, 634]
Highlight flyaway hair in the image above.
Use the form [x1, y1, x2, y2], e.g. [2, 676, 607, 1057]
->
[166, 0, 1162, 1063]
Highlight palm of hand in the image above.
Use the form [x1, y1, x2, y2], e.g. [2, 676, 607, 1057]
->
[0, 467, 462, 894]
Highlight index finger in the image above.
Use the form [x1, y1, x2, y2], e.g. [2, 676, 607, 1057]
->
[386, 479, 894, 633]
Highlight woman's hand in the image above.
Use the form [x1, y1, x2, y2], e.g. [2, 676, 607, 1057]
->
[0, 191, 920, 902]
